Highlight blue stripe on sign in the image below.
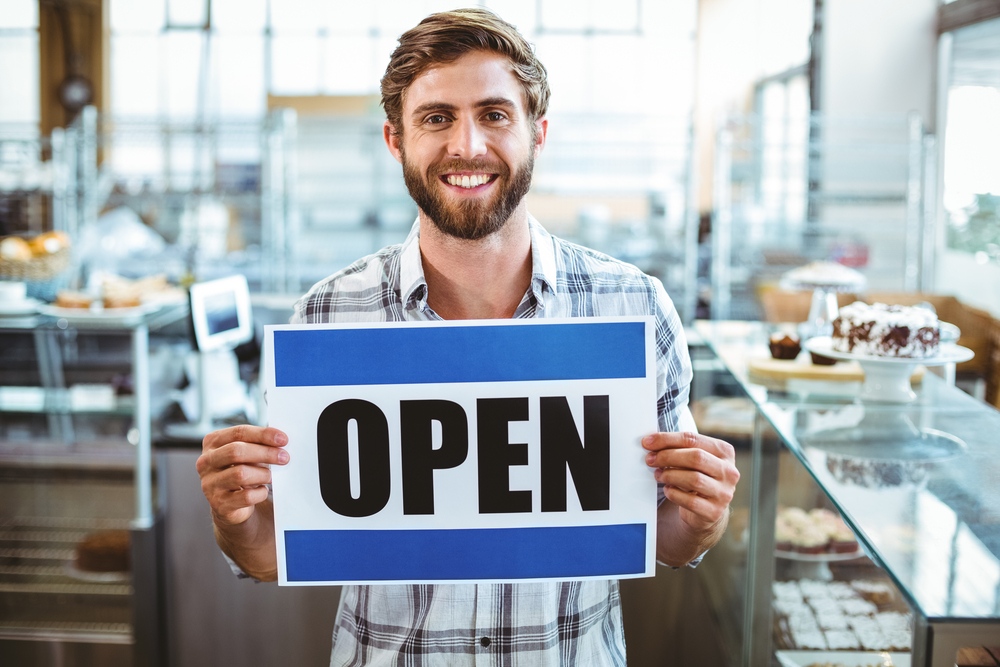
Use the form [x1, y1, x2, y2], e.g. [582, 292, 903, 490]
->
[273, 321, 645, 387]
[284, 523, 646, 582]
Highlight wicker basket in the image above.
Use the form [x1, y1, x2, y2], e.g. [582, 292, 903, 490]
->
[0, 245, 72, 302]
[0, 248, 71, 282]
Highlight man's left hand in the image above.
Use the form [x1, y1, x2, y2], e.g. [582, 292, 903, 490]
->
[643, 432, 740, 538]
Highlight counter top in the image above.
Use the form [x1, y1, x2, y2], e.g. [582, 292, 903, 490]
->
[696, 320, 1000, 624]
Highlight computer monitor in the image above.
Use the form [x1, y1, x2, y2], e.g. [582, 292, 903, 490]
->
[189, 274, 253, 352]
[165, 274, 254, 440]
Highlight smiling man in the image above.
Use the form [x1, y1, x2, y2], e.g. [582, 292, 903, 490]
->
[197, 9, 739, 666]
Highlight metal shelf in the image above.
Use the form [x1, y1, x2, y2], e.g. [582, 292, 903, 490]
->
[0, 621, 132, 645]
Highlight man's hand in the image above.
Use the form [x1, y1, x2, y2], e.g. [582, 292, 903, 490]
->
[197, 425, 290, 525]
[196, 425, 289, 581]
[643, 432, 740, 566]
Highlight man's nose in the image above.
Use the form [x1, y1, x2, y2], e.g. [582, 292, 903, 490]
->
[446, 120, 487, 160]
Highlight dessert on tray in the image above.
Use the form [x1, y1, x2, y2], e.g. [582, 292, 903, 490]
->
[831, 301, 940, 358]
[776, 507, 859, 555]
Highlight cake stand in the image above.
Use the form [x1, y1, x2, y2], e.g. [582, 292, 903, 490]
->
[803, 336, 974, 403]
[775, 546, 866, 581]
[780, 264, 867, 341]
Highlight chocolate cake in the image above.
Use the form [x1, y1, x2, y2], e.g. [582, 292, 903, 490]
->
[74, 530, 130, 573]
[831, 301, 940, 358]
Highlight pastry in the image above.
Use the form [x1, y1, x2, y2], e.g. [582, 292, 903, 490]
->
[74, 529, 130, 572]
[55, 290, 94, 309]
[28, 230, 70, 255]
[769, 332, 802, 359]
[0, 236, 32, 261]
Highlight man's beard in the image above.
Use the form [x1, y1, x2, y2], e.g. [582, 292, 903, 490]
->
[401, 146, 535, 241]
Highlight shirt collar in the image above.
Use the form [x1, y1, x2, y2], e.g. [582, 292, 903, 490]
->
[527, 213, 558, 302]
[399, 219, 426, 309]
[399, 214, 559, 310]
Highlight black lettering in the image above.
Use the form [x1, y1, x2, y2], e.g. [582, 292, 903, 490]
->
[316, 399, 391, 518]
[540, 396, 610, 512]
[400, 400, 469, 515]
[477, 397, 532, 514]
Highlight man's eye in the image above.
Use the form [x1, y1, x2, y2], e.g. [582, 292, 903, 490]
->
[426, 115, 448, 124]
[485, 112, 506, 121]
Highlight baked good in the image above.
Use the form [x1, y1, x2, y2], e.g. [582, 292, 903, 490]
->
[810, 351, 838, 366]
[102, 292, 142, 309]
[0, 236, 32, 261]
[74, 529, 130, 572]
[782, 260, 866, 290]
[55, 290, 94, 309]
[829, 518, 859, 553]
[832, 301, 940, 358]
[776, 506, 858, 555]
[769, 332, 801, 359]
[851, 579, 894, 605]
[28, 230, 70, 256]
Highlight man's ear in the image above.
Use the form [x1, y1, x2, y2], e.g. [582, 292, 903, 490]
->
[384, 121, 403, 164]
[533, 117, 548, 158]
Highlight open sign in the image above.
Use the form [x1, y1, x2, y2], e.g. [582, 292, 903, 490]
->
[265, 318, 658, 585]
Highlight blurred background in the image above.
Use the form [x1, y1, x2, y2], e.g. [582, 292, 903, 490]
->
[1, 0, 995, 322]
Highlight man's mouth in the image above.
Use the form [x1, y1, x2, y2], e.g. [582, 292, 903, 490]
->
[441, 173, 496, 189]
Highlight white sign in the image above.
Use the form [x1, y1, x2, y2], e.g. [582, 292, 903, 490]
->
[264, 317, 658, 585]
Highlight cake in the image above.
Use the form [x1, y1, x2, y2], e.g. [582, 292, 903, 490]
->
[832, 301, 940, 358]
[770, 332, 802, 359]
[774, 578, 908, 654]
[829, 518, 860, 553]
[74, 529, 130, 572]
[775, 506, 859, 555]
[782, 260, 866, 290]
[55, 290, 94, 309]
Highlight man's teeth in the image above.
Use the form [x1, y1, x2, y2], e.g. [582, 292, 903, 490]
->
[446, 174, 491, 188]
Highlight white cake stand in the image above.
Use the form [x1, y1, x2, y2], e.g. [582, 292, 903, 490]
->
[803, 336, 974, 403]
[780, 264, 867, 340]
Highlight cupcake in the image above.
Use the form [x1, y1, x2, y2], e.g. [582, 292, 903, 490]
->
[810, 351, 838, 365]
[769, 332, 802, 360]
[829, 518, 859, 553]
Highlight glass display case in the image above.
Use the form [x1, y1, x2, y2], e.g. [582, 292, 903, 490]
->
[0, 303, 188, 666]
[692, 320, 1000, 667]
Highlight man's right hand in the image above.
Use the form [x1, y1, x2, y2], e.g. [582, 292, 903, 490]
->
[196, 425, 289, 526]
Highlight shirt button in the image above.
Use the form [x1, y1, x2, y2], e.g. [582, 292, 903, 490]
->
[480, 636, 491, 647]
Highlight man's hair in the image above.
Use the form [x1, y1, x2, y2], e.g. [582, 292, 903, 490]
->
[381, 8, 550, 134]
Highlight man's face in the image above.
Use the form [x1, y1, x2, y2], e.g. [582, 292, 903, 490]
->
[385, 50, 546, 240]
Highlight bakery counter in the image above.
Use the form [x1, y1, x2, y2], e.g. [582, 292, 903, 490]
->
[0, 304, 190, 666]
[694, 320, 1000, 667]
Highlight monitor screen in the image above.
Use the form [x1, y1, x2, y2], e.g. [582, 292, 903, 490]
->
[205, 291, 240, 336]
[189, 275, 253, 352]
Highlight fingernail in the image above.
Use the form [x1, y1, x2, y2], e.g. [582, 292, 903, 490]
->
[277, 450, 289, 464]
[274, 432, 288, 446]
[642, 435, 653, 447]
[645, 453, 655, 465]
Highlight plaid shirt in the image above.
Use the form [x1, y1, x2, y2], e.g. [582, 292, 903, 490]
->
[291, 216, 694, 667]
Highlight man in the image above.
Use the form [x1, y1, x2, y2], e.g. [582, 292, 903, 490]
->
[197, 8, 739, 665]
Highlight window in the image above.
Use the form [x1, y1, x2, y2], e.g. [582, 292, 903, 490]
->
[942, 17, 1000, 264]
[0, 0, 39, 124]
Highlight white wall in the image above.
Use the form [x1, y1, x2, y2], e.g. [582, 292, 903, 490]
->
[694, 0, 813, 212]
[821, 0, 938, 127]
